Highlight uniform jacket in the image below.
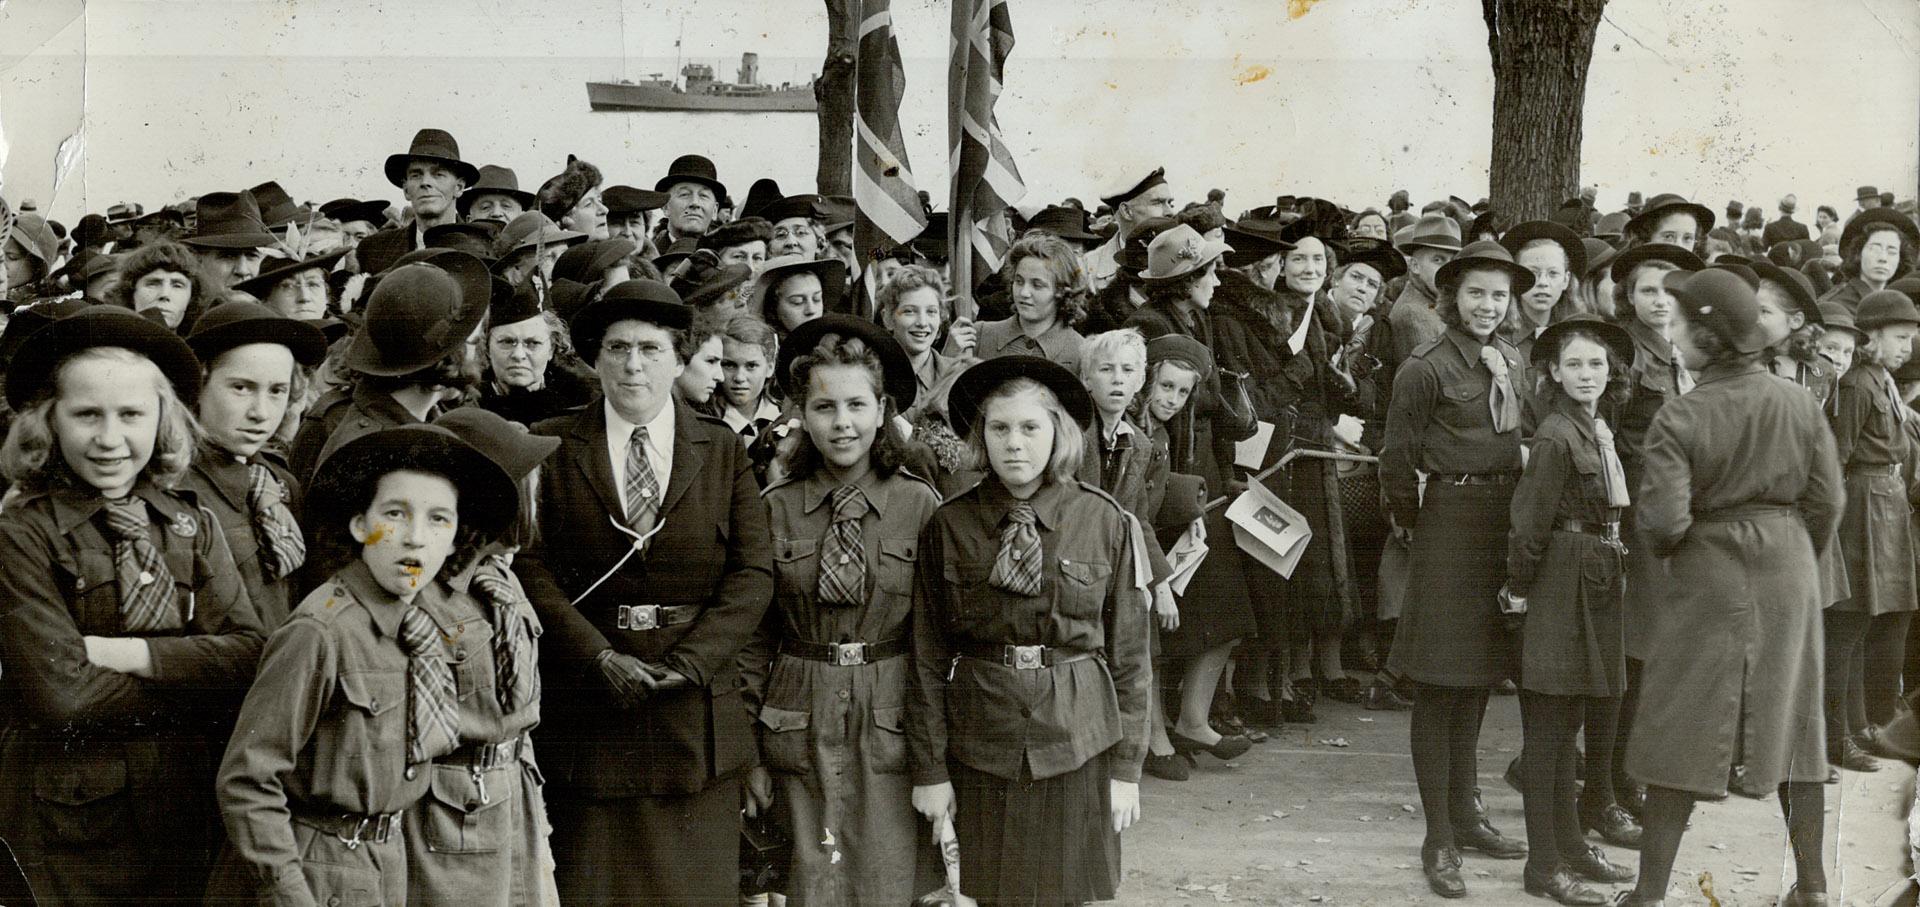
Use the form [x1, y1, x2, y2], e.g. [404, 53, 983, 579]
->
[1078, 416, 1173, 583]
[1818, 276, 1874, 314]
[974, 317, 1087, 375]
[1829, 363, 1918, 616]
[182, 444, 304, 629]
[288, 382, 426, 482]
[1381, 327, 1526, 530]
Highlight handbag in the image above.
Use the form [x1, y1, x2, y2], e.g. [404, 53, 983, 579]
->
[738, 810, 791, 895]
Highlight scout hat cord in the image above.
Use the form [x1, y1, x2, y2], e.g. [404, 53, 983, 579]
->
[569, 515, 669, 607]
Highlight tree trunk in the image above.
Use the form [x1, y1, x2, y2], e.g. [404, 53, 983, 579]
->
[1482, 0, 1606, 226]
[815, 0, 858, 196]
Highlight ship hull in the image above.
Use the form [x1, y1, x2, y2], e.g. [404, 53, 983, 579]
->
[587, 81, 816, 112]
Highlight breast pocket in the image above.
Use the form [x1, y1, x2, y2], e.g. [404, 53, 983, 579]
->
[772, 537, 820, 600]
[1055, 558, 1112, 619]
[1435, 381, 1488, 432]
[940, 562, 999, 625]
[60, 549, 128, 634]
[336, 670, 406, 757]
[876, 538, 917, 596]
[31, 753, 132, 847]
[420, 763, 512, 854]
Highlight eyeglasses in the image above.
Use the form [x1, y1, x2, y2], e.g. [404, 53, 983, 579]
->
[603, 339, 673, 362]
[492, 336, 548, 352]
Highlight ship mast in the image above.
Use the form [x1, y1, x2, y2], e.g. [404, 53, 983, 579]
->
[674, 19, 685, 87]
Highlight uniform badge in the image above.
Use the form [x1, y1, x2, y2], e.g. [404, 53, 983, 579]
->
[169, 512, 198, 538]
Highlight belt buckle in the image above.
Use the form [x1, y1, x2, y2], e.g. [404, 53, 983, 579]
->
[372, 812, 400, 844]
[1010, 645, 1045, 670]
[618, 604, 660, 631]
[832, 642, 868, 666]
[335, 815, 370, 850]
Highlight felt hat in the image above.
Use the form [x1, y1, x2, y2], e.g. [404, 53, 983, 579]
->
[4, 214, 60, 277]
[248, 181, 306, 228]
[761, 194, 824, 225]
[1749, 261, 1822, 326]
[433, 406, 560, 481]
[233, 248, 349, 300]
[653, 154, 727, 200]
[1626, 193, 1716, 238]
[570, 278, 692, 362]
[186, 299, 329, 367]
[652, 238, 708, 272]
[680, 263, 754, 309]
[738, 178, 784, 220]
[819, 196, 857, 233]
[1221, 218, 1294, 267]
[1580, 238, 1618, 278]
[343, 250, 491, 376]
[1665, 268, 1768, 354]
[320, 198, 392, 228]
[0, 297, 89, 367]
[912, 212, 951, 264]
[308, 424, 517, 542]
[51, 248, 117, 289]
[487, 277, 544, 328]
[491, 211, 587, 261]
[554, 238, 639, 285]
[1499, 220, 1587, 275]
[1099, 167, 1168, 209]
[948, 354, 1095, 437]
[1609, 243, 1704, 285]
[1146, 333, 1213, 375]
[750, 256, 847, 320]
[425, 222, 500, 262]
[698, 217, 774, 253]
[1548, 199, 1593, 237]
[456, 165, 537, 217]
[353, 228, 414, 277]
[1392, 213, 1462, 254]
[1116, 216, 1180, 273]
[1593, 211, 1630, 241]
[180, 192, 277, 250]
[1025, 205, 1102, 244]
[6, 304, 204, 409]
[1435, 240, 1536, 294]
[1858, 185, 1881, 202]
[1527, 312, 1634, 368]
[1839, 207, 1919, 251]
[1139, 224, 1232, 285]
[603, 184, 668, 216]
[1339, 238, 1407, 284]
[383, 128, 480, 189]
[775, 313, 917, 408]
[1625, 191, 1644, 210]
[1819, 301, 1868, 343]
[1855, 289, 1920, 330]
[104, 202, 144, 224]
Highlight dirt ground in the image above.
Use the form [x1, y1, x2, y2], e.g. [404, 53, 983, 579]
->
[1119, 690, 1916, 907]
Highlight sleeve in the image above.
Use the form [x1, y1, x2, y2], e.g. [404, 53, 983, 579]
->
[1102, 509, 1150, 784]
[1636, 405, 1695, 557]
[215, 619, 334, 907]
[1381, 357, 1439, 529]
[907, 517, 954, 787]
[1506, 435, 1570, 597]
[1801, 402, 1846, 555]
[146, 507, 267, 691]
[662, 440, 775, 687]
[1829, 374, 1870, 468]
[513, 464, 617, 678]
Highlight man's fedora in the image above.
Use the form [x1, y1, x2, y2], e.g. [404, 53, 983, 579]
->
[1858, 185, 1882, 203]
[1393, 213, 1463, 254]
[383, 128, 481, 189]
[457, 165, 537, 217]
[1025, 205, 1102, 245]
[248, 181, 307, 228]
[570, 279, 693, 363]
[181, 191, 277, 250]
[654, 154, 727, 200]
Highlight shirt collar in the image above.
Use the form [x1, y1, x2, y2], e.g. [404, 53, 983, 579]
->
[50, 479, 190, 537]
[605, 397, 675, 448]
[1626, 319, 1673, 361]
[1444, 326, 1492, 363]
[720, 397, 781, 434]
[979, 474, 1065, 531]
[801, 468, 890, 519]
[1551, 393, 1599, 442]
[1696, 359, 1765, 386]
[334, 559, 408, 639]
[1099, 414, 1135, 445]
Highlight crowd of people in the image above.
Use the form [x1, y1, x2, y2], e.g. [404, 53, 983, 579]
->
[0, 123, 1914, 907]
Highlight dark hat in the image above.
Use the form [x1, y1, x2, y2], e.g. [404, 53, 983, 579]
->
[488, 277, 544, 328]
[1665, 268, 1767, 354]
[603, 184, 668, 216]
[180, 192, 276, 250]
[1116, 216, 1180, 272]
[6, 305, 204, 410]
[1890, 276, 1920, 308]
[761, 194, 824, 225]
[680, 263, 754, 309]
[248, 181, 305, 228]
[1609, 243, 1704, 285]
[912, 212, 951, 264]
[1099, 166, 1168, 209]
[133, 206, 188, 229]
[1749, 261, 1821, 326]
[1593, 211, 1630, 240]
[948, 355, 1095, 438]
[1855, 289, 1920, 331]
[52, 248, 118, 289]
[1025, 206, 1101, 244]
[775, 313, 917, 408]
[554, 238, 639, 285]
[1858, 185, 1881, 202]
[1766, 241, 1806, 268]
[457, 165, 537, 217]
[0, 297, 90, 368]
[1221, 218, 1294, 267]
[425, 222, 500, 262]
[353, 228, 414, 277]
[1392, 213, 1463, 254]
[571, 279, 692, 362]
[1707, 261, 1758, 289]
[1579, 238, 1618, 278]
[1145, 333, 1213, 375]
[1435, 240, 1535, 294]
[751, 256, 847, 320]
[1626, 193, 1716, 239]
[1625, 191, 1644, 208]
[1338, 239, 1407, 284]
[1548, 199, 1593, 237]
[233, 248, 348, 300]
[1839, 207, 1919, 251]
[1280, 198, 1350, 246]
[491, 211, 587, 260]
[186, 300, 329, 367]
[320, 198, 391, 227]
[434, 406, 560, 481]
[1819, 301, 1868, 342]
[308, 424, 517, 542]
[383, 128, 480, 189]
[697, 217, 773, 252]
[653, 154, 727, 199]
[651, 237, 707, 272]
[1527, 312, 1634, 368]
[818, 196, 857, 233]
[739, 178, 784, 220]
[1500, 220, 1587, 275]
[344, 251, 491, 376]
[1139, 225, 1232, 285]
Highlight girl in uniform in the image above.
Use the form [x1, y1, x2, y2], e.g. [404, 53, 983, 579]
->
[909, 355, 1150, 906]
[743, 314, 940, 904]
[0, 305, 266, 902]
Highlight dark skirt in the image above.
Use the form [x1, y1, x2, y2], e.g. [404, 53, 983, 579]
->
[547, 775, 742, 904]
[1385, 481, 1517, 687]
[1519, 531, 1627, 698]
[1834, 471, 1917, 616]
[1161, 509, 1259, 659]
[952, 753, 1120, 905]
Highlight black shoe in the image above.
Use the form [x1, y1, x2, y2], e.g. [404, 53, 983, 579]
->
[1454, 818, 1528, 859]
[1494, 678, 1519, 695]
[1505, 756, 1524, 794]
[1363, 681, 1414, 711]
[1779, 882, 1829, 906]
[1144, 752, 1190, 781]
[1241, 696, 1285, 728]
[1421, 844, 1466, 899]
[1829, 736, 1881, 773]
[1615, 784, 1646, 821]
[1283, 682, 1318, 723]
[1523, 866, 1608, 905]
[1580, 803, 1643, 849]
[1322, 677, 1364, 703]
[1211, 713, 1268, 744]
[1170, 729, 1252, 761]
[1566, 845, 1636, 884]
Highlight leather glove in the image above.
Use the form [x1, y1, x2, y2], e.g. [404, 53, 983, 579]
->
[596, 649, 660, 709]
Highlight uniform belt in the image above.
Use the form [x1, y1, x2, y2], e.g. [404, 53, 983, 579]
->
[445, 735, 526, 769]
[1695, 503, 1796, 523]
[956, 643, 1096, 670]
[1429, 472, 1521, 486]
[292, 810, 403, 849]
[780, 638, 908, 666]
[1847, 463, 1902, 477]
[615, 604, 699, 631]
[1560, 520, 1622, 537]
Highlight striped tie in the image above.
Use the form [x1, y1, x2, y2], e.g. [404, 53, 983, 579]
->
[471, 561, 536, 713]
[1671, 344, 1696, 394]
[988, 501, 1044, 597]
[624, 426, 660, 535]
[101, 498, 181, 632]
[398, 605, 459, 766]
[816, 485, 869, 606]
[246, 463, 306, 580]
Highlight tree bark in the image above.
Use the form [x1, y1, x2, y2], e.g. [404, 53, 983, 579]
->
[815, 0, 858, 196]
[1482, 0, 1606, 226]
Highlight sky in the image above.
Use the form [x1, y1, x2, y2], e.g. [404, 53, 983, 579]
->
[1, 0, 1916, 225]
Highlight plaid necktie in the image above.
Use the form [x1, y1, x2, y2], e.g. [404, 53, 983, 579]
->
[1592, 418, 1632, 508]
[816, 485, 869, 606]
[101, 497, 181, 632]
[624, 426, 660, 534]
[1671, 344, 1696, 394]
[471, 561, 537, 713]
[988, 501, 1044, 597]
[246, 463, 306, 580]
[398, 604, 459, 766]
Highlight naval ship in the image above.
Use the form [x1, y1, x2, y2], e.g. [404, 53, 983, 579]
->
[588, 52, 817, 113]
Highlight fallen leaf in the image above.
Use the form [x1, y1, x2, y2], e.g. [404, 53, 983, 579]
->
[1317, 737, 1350, 748]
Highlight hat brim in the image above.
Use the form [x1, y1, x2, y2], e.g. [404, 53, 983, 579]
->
[233, 249, 349, 300]
[1436, 256, 1536, 295]
[1609, 244, 1705, 285]
[1340, 247, 1408, 284]
[1839, 209, 1920, 252]
[1499, 221, 1588, 276]
[681, 264, 755, 308]
[570, 294, 695, 363]
[456, 187, 538, 216]
[5, 306, 205, 411]
[1527, 317, 1635, 368]
[1626, 201, 1717, 239]
[1140, 238, 1234, 285]
[1749, 262, 1821, 326]
[948, 355, 1096, 439]
[654, 174, 728, 201]
[343, 250, 493, 376]
[308, 425, 517, 543]
[775, 314, 917, 409]
[181, 231, 279, 251]
[384, 154, 482, 190]
[188, 313, 330, 368]
[1393, 231, 1463, 254]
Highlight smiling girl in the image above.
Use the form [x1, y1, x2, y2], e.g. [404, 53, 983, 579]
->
[975, 233, 1091, 375]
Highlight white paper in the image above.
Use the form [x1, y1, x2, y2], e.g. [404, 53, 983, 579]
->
[1165, 517, 1210, 596]
[1226, 479, 1312, 578]
[1235, 420, 1276, 470]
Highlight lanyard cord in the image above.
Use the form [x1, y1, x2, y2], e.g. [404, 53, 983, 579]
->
[568, 516, 669, 607]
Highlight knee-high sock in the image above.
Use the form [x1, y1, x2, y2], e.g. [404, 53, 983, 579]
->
[1778, 781, 1826, 894]
[1631, 785, 1695, 902]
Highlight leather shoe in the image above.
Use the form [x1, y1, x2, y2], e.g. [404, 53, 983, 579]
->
[1608, 894, 1659, 906]
[1567, 844, 1636, 883]
[1143, 752, 1190, 781]
[1778, 883, 1829, 906]
[1523, 866, 1608, 905]
[1615, 784, 1646, 821]
[1363, 681, 1414, 711]
[1829, 736, 1881, 773]
[1454, 818, 1528, 859]
[1581, 803, 1643, 849]
[1421, 843, 1466, 898]
[1171, 729, 1252, 761]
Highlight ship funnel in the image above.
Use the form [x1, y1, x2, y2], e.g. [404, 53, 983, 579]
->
[739, 52, 760, 85]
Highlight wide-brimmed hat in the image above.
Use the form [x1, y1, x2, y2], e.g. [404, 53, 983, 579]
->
[180, 192, 277, 250]
[1146, 333, 1213, 376]
[1500, 220, 1587, 276]
[1593, 211, 1630, 241]
[570, 279, 692, 362]
[1392, 213, 1462, 254]
[308, 424, 517, 542]
[1025, 206, 1102, 244]
[233, 248, 348, 300]
[1626, 193, 1716, 239]
[52, 248, 117, 290]
[320, 198, 392, 228]
[761, 195, 824, 225]
[1140, 224, 1232, 285]
[457, 165, 537, 217]
[554, 239, 639, 285]
[1222, 219, 1294, 267]
[186, 300, 329, 367]
[750, 256, 847, 319]
[653, 154, 727, 199]
[425, 223, 500, 262]
[1855, 289, 1920, 331]
[1749, 261, 1821, 326]
[7, 305, 204, 410]
[948, 355, 1096, 437]
[248, 181, 306, 228]
[603, 185, 668, 216]
[488, 277, 544, 328]
[1527, 312, 1634, 368]
[1839, 207, 1919, 251]
[491, 211, 587, 261]
[1819, 302, 1869, 343]
[1435, 240, 1536, 293]
[1609, 243, 1704, 284]
[776, 313, 917, 408]
[1665, 268, 1767, 354]
[343, 251, 491, 376]
[1580, 238, 1619, 278]
[383, 128, 481, 189]
[1338, 239, 1407, 284]
[1098, 166, 1168, 209]
[738, 179, 784, 220]
[434, 406, 560, 481]
[0, 297, 89, 367]
[1858, 185, 1881, 202]
[680, 263, 754, 309]
[5, 214, 60, 276]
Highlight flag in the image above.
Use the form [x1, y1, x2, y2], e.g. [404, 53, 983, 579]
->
[948, 0, 1025, 316]
[852, 0, 927, 258]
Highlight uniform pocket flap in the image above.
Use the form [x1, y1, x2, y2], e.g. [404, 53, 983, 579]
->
[338, 671, 403, 717]
[774, 538, 818, 562]
[1059, 559, 1109, 586]
[879, 538, 917, 562]
[33, 757, 129, 806]
[1440, 382, 1483, 402]
[870, 705, 908, 734]
[757, 706, 810, 733]
[427, 764, 510, 815]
